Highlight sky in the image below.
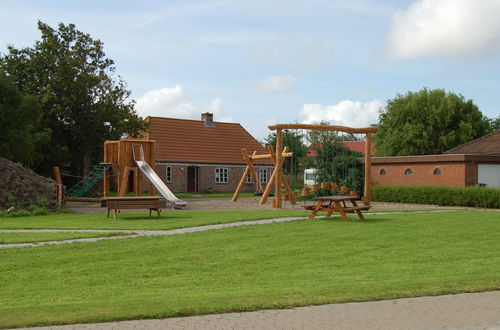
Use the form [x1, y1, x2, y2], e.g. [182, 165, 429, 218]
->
[1, 0, 500, 141]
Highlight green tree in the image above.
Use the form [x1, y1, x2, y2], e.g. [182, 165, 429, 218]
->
[0, 21, 146, 176]
[264, 130, 307, 175]
[375, 88, 490, 156]
[0, 74, 51, 167]
[489, 116, 500, 131]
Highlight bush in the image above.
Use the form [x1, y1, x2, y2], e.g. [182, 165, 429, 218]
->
[372, 185, 500, 209]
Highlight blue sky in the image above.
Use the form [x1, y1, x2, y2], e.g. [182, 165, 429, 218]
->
[1, 0, 499, 140]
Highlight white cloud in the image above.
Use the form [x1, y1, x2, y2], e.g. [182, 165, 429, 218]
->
[135, 85, 223, 120]
[256, 74, 296, 93]
[300, 100, 382, 127]
[387, 0, 500, 59]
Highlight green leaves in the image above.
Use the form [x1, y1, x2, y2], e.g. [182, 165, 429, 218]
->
[375, 88, 490, 156]
[0, 21, 146, 175]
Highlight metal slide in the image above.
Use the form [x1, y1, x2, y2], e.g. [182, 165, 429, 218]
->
[133, 145, 187, 208]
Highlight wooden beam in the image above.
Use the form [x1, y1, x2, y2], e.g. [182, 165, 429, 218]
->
[244, 150, 263, 193]
[52, 167, 62, 184]
[268, 123, 378, 134]
[363, 133, 372, 205]
[274, 129, 283, 208]
[268, 146, 295, 205]
[134, 168, 142, 196]
[232, 167, 250, 202]
[118, 166, 130, 197]
[250, 152, 293, 160]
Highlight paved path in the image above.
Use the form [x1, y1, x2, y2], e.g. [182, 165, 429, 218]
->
[20, 291, 500, 330]
[0, 211, 453, 249]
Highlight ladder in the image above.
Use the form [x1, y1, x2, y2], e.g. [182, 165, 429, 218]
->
[65, 163, 111, 197]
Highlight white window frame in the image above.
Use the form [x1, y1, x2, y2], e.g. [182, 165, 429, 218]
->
[215, 168, 229, 184]
[259, 168, 268, 184]
[245, 171, 252, 183]
[166, 166, 172, 183]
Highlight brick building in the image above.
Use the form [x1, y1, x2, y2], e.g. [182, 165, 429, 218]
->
[371, 130, 500, 187]
[143, 113, 273, 193]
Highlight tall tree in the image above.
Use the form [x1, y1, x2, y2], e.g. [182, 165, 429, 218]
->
[0, 74, 51, 167]
[489, 116, 500, 131]
[0, 21, 146, 176]
[375, 88, 490, 156]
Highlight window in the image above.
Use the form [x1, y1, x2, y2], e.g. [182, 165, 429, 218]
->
[433, 168, 442, 175]
[404, 168, 413, 175]
[259, 168, 268, 184]
[215, 168, 228, 183]
[245, 171, 252, 183]
[379, 169, 387, 176]
[166, 166, 172, 183]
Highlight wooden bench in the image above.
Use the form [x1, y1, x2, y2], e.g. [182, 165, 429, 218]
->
[101, 196, 167, 220]
[308, 195, 371, 221]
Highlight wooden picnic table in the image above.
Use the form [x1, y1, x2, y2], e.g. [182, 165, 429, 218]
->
[100, 196, 167, 220]
[307, 195, 370, 221]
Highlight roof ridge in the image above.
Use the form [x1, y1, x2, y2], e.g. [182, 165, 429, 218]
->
[445, 129, 500, 153]
[146, 116, 240, 125]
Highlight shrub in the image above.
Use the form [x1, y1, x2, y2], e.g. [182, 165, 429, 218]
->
[372, 185, 500, 209]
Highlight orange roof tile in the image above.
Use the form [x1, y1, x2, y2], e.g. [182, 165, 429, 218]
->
[145, 116, 272, 165]
[444, 130, 500, 155]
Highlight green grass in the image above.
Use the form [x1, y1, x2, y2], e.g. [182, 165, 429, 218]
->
[0, 210, 311, 230]
[0, 210, 498, 328]
[0, 232, 130, 244]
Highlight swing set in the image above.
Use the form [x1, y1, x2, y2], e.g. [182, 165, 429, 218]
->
[233, 123, 377, 216]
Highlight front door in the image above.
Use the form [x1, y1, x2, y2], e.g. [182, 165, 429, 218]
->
[187, 166, 199, 192]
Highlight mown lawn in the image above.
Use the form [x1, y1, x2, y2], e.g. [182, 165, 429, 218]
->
[0, 210, 498, 328]
[0, 232, 130, 244]
[0, 209, 311, 230]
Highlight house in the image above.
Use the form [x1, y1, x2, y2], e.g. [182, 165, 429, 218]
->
[371, 130, 500, 187]
[143, 113, 273, 193]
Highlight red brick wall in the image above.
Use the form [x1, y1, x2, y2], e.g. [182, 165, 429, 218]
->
[150, 164, 272, 193]
[371, 162, 469, 187]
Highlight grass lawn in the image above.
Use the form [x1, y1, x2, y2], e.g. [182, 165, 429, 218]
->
[0, 210, 498, 328]
[0, 210, 311, 231]
[0, 232, 130, 244]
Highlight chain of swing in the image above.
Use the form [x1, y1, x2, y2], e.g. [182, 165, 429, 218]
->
[281, 129, 365, 208]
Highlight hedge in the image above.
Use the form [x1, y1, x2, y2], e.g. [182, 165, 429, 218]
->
[372, 185, 500, 209]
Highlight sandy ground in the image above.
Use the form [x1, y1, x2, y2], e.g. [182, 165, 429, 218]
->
[67, 197, 473, 213]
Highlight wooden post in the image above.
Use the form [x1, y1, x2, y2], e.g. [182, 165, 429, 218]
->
[149, 142, 157, 195]
[52, 166, 63, 207]
[275, 129, 283, 208]
[103, 168, 110, 197]
[119, 166, 130, 197]
[134, 168, 142, 196]
[268, 146, 295, 205]
[232, 150, 260, 202]
[363, 133, 372, 205]
[52, 166, 62, 184]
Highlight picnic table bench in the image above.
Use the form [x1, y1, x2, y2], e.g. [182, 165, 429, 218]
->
[307, 195, 370, 221]
[100, 196, 167, 220]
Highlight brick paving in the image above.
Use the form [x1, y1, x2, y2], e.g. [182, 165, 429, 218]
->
[20, 291, 500, 330]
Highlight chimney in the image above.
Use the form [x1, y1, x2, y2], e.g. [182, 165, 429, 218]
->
[201, 112, 215, 126]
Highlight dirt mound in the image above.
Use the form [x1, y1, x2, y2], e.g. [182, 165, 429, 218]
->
[0, 157, 57, 210]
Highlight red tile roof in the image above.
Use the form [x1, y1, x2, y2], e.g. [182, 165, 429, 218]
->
[145, 116, 272, 165]
[444, 130, 500, 155]
[307, 141, 374, 157]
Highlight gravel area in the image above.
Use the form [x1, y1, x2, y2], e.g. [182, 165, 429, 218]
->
[67, 197, 467, 213]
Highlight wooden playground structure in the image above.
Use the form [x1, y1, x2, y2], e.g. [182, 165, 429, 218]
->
[103, 139, 157, 197]
[232, 123, 378, 215]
